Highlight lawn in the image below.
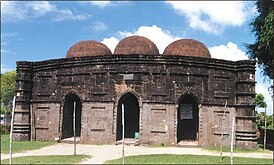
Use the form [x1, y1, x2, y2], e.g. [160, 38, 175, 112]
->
[105, 154, 273, 164]
[1, 155, 91, 164]
[1, 134, 57, 154]
[203, 146, 272, 153]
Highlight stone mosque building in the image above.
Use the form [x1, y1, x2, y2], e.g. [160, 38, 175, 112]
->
[13, 36, 257, 149]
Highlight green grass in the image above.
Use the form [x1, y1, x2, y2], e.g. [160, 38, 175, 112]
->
[1, 155, 91, 164]
[148, 143, 173, 148]
[1, 134, 57, 154]
[203, 146, 272, 153]
[105, 154, 273, 164]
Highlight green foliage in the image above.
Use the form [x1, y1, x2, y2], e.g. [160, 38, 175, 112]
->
[256, 111, 265, 129]
[255, 93, 267, 129]
[1, 155, 90, 164]
[105, 154, 273, 164]
[1, 106, 12, 115]
[246, 0, 273, 81]
[0, 125, 10, 134]
[266, 115, 273, 129]
[203, 146, 271, 153]
[255, 93, 267, 108]
[255, 93, 273, 130]
[256, 112, 273, 130]
[1, 70, 16, 114]
[1, 134, 56, 154]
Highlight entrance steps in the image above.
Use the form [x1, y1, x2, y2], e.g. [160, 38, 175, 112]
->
[116, 138, 139, 146]
[177, 140, 198, 148]
[61, 137, 80, 144]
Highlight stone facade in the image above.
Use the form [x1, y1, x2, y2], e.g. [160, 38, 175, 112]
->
[13, 37, 257, 149]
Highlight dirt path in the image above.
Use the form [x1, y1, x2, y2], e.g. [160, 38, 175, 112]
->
[1, 144, 273, 164]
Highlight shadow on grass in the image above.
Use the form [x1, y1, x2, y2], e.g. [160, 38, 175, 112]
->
[1, 155, 91, 164]
[203, 145, 272, 153]
[1, 134, 57, 154]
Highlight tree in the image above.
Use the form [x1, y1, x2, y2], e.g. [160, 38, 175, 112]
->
[255, 93, 268, 150]
[266, 115, 273, 130]
[255, 93, 267, 109]
[1, 70, 16, 114]
[246, 0, 273, 82]
[255, 93, 267, 128]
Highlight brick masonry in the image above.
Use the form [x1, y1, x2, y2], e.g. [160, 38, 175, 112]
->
[14, 54, 257, 149]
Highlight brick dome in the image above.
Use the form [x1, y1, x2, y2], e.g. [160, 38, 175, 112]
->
[114, 36, 159, 55]
[66, 40, 112, 58]
[163, 39, 211, 58]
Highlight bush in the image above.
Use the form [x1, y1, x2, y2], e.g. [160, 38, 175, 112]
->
[1, 124, 10, 134]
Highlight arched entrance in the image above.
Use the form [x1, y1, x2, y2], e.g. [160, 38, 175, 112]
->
[177, 94, 199, 143]
[116, 93, 140, 141]
[61, 94, 82, 139]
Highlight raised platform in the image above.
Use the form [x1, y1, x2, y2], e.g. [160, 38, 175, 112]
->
[116, 138, 139, 146]
[61, 137, 80, 144]
[177, 140, 198, 148]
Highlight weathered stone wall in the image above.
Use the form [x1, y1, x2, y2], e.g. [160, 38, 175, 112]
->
[14, 62, 33, 141]
[14, 55, 256, 148]
[142, 103, 176, 145]
[199, 106, 236, 147]
[31, 103, 60, 141]
[81, 102, 114, 144]
[235, 61, 257, 149]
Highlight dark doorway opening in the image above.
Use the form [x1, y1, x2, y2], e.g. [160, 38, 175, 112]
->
[116, 93, 140, 141]
[62, 94, 82, 139]
[177, 95, 199, 143]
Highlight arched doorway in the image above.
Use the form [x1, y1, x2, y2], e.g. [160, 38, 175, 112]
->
[177, 94, 199, 143]
[61, 94, 82, 139]
[116, 93, 140, 141]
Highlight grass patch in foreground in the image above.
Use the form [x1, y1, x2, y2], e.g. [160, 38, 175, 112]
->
[105, 154, 273, 164]
[203, 146, 272, 153]
[1, 155, 90, 164]
[1, 134, 57, 154]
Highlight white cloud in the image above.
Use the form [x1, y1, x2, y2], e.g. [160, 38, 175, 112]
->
[88, 1, 112, 8]
[92, 22, 108, 31]
[1, 1, 29, 22]
[166, 1, 255, 34]
[1, 1, 91, 22]
[27, 1, 56, 16]
[256, 83, 273, 115]
[1, 32, 18, 38]
[1, 49, 12, 54]
[53, 9, 91, 22]
[102, 37, 120, 53]
[209, 42, 248, 61]
[102, 25, 180, 54]
[81, 1, 129, 8]
[121, 25, 181, 54]
[1, 65, 14, 74]
[1, 32, 18, 55]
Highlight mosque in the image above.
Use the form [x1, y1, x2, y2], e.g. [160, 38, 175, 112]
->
[13, 36, 257, 149]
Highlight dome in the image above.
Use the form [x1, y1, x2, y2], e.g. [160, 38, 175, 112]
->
[66, 40, 112, 58]
[114, 36, 159, 55]
[163, 39, 211, 58]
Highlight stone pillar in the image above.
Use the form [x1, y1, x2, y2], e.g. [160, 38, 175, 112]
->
[235, 60, 257, 149]
[13, 61, 33, 141]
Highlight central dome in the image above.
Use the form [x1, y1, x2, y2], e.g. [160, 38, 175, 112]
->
[66, 40, 111, 58]
[114, 36, 159, 55]
[163, 39, 211, 58]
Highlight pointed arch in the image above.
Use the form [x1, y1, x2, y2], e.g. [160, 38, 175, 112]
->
[177, 92, 200, 105]
[61, 93, 82, 139]
[177, 93, 199, 142]
[115, 90, 142, 107]
[116, 92, 140, 141]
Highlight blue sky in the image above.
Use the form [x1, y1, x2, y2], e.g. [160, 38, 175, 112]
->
[1, 1, 273, 114]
